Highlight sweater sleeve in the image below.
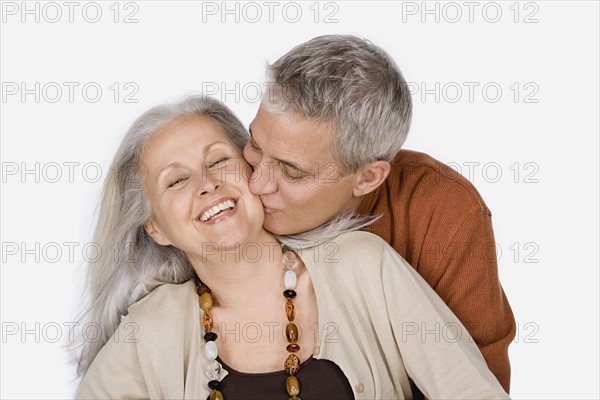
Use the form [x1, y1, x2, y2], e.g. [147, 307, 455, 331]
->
[361, 150, 515, 393]
[380, 242, 510, 399]
[75, 315, 149, 399]
[431, 207, 515, 392]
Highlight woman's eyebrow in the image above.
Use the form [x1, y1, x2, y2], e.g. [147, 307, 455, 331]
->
[156, 162, 181, 182]
[155, 141, 229, 182]
[248, 126, 260, 149]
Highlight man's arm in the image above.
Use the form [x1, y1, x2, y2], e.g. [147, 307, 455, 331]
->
[360, 149, 516, 392]
[431, 206, 515, 392]
[378, 238, 510, 398]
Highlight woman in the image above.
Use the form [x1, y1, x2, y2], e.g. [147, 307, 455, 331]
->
[73, 95, 509, 399]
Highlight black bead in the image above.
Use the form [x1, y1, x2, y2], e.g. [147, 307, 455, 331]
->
[283, 289, 297, 299]
[208, 380, 222, 390]
[204, 332, 218, 342]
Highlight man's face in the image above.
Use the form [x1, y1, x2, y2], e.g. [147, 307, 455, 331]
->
[243, 105, 361, 235]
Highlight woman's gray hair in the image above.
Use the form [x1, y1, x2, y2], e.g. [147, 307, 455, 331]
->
[263, 34, 412, 174]
[71, 95, 249, 377]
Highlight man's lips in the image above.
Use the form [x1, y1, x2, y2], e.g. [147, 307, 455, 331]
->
[262, 205, 279, 214]
[259, 196, 280, 214]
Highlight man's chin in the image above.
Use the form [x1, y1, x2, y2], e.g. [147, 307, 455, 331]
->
[262, 215, 286, 235]
[262, 214, 300, 236]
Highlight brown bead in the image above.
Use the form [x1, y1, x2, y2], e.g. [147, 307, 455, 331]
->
[202, 311, 214, 332]
[197, 285, 211, 296]
[209, 390, 224, 400]
[284, 353, 300, 375]
[286, 343, 300, 353]
[285, 298, 295, 322]
[199, 292, 213, 311]
[285, 322, 299, 344]
[288, 397, 301, 400]
[286, 375, 300, 396]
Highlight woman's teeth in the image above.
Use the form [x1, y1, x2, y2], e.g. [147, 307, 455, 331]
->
[199, 200, 236, 222]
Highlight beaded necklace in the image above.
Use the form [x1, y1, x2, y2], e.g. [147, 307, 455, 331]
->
[195, 246, 302, 400]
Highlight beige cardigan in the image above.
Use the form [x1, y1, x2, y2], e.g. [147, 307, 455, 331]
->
[76, 231, 509, 399]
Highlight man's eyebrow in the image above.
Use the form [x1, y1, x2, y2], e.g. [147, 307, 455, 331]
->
[248, 125, 309, 174]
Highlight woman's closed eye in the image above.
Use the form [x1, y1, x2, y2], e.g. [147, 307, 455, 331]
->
[206, 158, 229, 171]
[248, 136, 260, 151]
[168, 177, 188, 188]
[206, 158, 228, 171]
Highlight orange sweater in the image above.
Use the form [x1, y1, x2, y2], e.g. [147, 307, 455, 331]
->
[358, 149, 515, 393]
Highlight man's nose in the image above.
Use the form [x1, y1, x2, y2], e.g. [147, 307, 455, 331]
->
[248, 161, 277, 195]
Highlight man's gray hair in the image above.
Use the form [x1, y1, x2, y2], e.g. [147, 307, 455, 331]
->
[264, 34, 412, 173]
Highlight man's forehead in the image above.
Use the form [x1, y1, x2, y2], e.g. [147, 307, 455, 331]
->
[249, 111, 334, 166]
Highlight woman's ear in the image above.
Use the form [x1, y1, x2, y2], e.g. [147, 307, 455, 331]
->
[352, 160, 391, 197]
[144, 220, 172, 246]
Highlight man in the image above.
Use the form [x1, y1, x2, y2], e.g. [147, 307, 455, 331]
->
[243, 34, 515, 393]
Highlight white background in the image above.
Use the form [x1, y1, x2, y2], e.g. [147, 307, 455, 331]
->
[1, 1, 598, 398]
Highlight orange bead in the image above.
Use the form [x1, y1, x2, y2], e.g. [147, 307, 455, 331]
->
[286, 375, 300, 396]
[197, 285, 211, 296]
[285, 298, 295, 322]
[286, 344, 300, 353]
[209, 390, 223, 400]
[200, 292, 213, 311]
[284, 353, 300, 375]
[202, 311, 214, 332]
[286, 323, 298, 343]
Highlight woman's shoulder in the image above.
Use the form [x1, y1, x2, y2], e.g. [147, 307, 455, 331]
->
[299, 231, 401, 275]
[320, 230, 392, 262]
[126, 280, 197, 325]
[327, 230, 389, 249]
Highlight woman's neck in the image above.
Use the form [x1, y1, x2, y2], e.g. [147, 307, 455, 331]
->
[188, 229, 286, 309]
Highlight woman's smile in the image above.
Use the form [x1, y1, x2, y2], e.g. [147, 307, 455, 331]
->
[197, 197, 238, 224]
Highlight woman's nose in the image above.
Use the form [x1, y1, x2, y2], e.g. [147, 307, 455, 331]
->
[196, 175, 221, 196]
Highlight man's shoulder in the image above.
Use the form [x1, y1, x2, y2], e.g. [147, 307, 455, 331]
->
[392, 149, 477, 190]
[389, 149, 490, 214]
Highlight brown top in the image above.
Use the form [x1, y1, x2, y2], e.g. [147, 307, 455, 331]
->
[358, 149, 516, 393]
[217, 356, 354, 399]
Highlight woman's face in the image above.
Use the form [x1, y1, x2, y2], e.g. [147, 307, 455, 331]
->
[142, 115, 264, 258]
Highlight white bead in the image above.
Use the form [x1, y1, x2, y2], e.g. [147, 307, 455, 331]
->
[284, 270, 297, 290]
[205, 341, 218, 360]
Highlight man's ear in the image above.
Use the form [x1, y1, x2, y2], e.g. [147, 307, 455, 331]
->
[352, 160, 391, 197]
[144, 220, 172, 246]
